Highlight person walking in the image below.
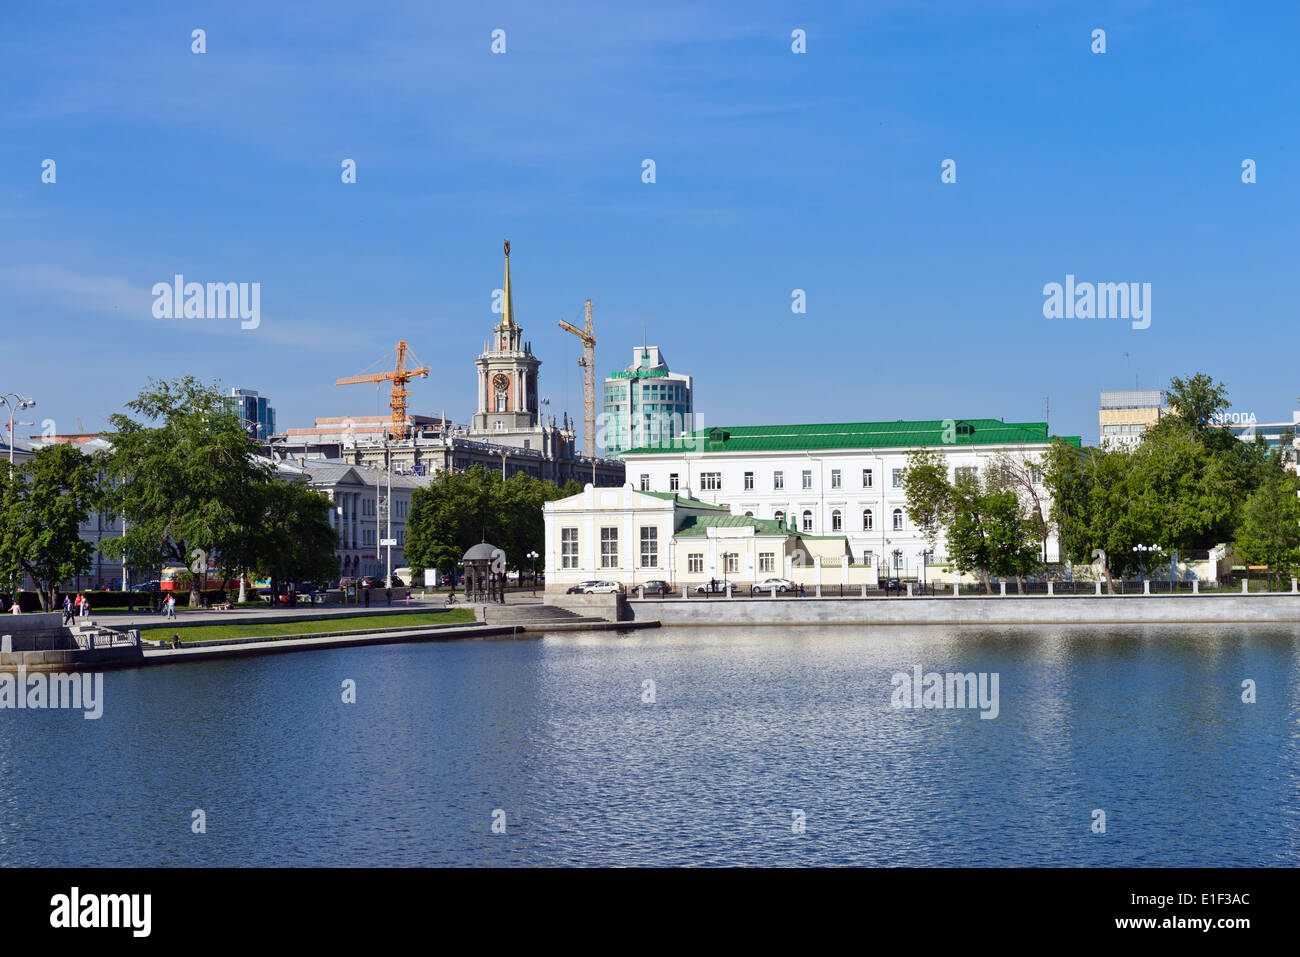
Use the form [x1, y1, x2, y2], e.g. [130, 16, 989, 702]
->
[165, 594, 177, 620]
[385, 585, 392, 606]
[9, 598, 21, 614]
[80, 595, 91, 619]
[363, 587, 371, 608]
[62, 594, 73, 626]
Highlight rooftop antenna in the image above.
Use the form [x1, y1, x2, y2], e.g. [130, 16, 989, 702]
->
[1124, 351, 1131, 390]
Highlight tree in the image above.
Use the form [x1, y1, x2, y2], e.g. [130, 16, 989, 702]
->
[1234, 465, 1300, 590]
[252, 479, 340, 604]
[100, 377, 272, 606]
[0, 444, 102, 610]
[1162, 373, 1230, 432]
[987, 451, 1051, 569]
[900, 448, 951, 553]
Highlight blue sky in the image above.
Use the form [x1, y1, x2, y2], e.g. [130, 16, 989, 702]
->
[2, 0, 1296, 445]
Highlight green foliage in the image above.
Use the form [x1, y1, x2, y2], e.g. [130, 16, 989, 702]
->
[405, 466, 579, 575]
[101, 376, 274, 603]
[900, 448, 950, 551]
[0, 444, 102, 610]
[1234, 466, 1300, 589]
[253, 480, 340, 587]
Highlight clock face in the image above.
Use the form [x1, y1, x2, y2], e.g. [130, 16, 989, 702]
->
[493, 373, 509, 393]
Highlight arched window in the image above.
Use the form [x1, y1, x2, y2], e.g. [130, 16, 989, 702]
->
[831, 509, 842, 531]
[744, 511, 754, 518]
[862, 509, 873, 531]
[892, 508, 904, 531]
[774, 510, 785, 526]
[801, 510, 813, 532]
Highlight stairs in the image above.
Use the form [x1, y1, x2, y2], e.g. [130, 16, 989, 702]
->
[67, 619, 136, 649]
[476, 603, 609, 628]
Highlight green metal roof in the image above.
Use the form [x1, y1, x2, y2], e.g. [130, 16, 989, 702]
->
[624, 418, 1080, 455]
[674, 514, 791, 537]
[639, 491, 730, 510]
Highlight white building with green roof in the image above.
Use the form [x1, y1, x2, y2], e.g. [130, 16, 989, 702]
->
[620, 418, 1080, 578]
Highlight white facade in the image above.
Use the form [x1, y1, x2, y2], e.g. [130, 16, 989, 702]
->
[621, 427, 1062, 577]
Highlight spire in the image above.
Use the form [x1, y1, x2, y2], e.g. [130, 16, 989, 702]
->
[501, 239, 515, 329]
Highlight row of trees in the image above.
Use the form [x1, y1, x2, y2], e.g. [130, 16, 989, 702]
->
[1044, 374, 1299, 591]
[899, 373, 1300, 593]
[404, 466, 581, 578]
[0, 377, 339, 610]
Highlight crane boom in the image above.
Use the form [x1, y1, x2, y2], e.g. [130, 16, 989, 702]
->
[334, 340, 431, 439]
[557, 299, 596, 459]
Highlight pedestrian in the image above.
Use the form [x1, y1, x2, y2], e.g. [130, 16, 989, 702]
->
[9, 598, 21, 614]
[62, 594, 73, 626]
[171, 633, 181, 649]
[363, 587, 370, 608]
[385, 586, 392, 606]
[798, 583, 806, 598]
[80, 595, 91, 619]
[166, 594, 176, 620]
[74, 593, 83, 616]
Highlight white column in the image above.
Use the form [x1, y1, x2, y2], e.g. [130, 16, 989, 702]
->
[1192, 580, 1199, 595]
[1143, 580, 1150, 595]
[1047, 581, 1054, 596]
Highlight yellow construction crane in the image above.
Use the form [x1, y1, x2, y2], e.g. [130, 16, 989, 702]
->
[557, 299, 595, 458]
[334, 340, 431, 440]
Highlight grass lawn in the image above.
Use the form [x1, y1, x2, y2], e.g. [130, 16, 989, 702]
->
[141, 608, 475, 643]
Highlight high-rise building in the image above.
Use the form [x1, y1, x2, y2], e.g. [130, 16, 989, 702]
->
[1099, 389, 1164, 448]
[227, 388, 276, 442]
[602, 346, 694, 457]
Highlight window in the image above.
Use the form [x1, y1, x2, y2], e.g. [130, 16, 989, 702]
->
[724, 554, 739, 574]
[744, 511, 754, 517]
[759, 552, 775, 573]
[600, 527, 619, 568]
[561, 527, 579, 568]
[688, 553, 704, 573]
[863, 550, 874, 566]
[701, 472, 722, 491]
[1103, 425, 1120, 434]
[955, 466, 978, 482]
[773, 471, 784, 490]
[830, 469, 841, 489]
[802, 510, 813, 532]
[1030, 466, 1043, 484]
[523, 440, 530, 449]
[893, 550, 904, 569]
[640, 527, 658, 568]
[639, 473, 650, 491]
[801, 470, 812, 490]
[892, 468, 903, 488]
[774, 510, 785, 526]
[744, 471, 754, 490]
[669, 473, 679, 491]
[831, 509, 842, 531]
[862, 509, 873, 531]
[892, 508, 904, 531]
[862, 468, 873, 488]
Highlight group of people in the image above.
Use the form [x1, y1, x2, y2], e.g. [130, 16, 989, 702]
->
[60, 593, 95, 625]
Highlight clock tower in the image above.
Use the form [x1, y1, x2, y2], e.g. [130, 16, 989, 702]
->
[472, 240, 542, 434]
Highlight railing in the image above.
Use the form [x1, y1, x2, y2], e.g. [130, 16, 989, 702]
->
[631, 578, 1297, 599]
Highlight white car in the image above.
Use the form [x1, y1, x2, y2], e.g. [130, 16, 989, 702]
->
[752, 577, 795, 593]
[583, 581, 624, 594]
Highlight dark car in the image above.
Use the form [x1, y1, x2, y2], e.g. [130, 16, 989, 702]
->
[639, 580, 672, 596]
[131, 581, 161, 592]
[566, 581, 599, 594]
[883, 577, 904, 594]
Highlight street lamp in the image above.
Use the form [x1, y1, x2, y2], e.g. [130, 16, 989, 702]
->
[1, 393, 36, 468]
[1132, 544, 1163, 582]
[526, 550, 539, 596]
[721, 551, 734, 593]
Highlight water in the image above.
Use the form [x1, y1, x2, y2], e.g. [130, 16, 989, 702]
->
[1, 624, 1296, 866]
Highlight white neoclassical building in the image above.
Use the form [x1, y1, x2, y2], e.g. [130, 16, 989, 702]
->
[619, 418, 1080, 578]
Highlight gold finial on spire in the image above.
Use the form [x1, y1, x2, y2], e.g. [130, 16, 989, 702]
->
[501, 239, 515, 329]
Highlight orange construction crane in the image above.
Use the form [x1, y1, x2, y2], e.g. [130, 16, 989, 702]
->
[334, 340, 431, 439]
[557, 299, 595, 458]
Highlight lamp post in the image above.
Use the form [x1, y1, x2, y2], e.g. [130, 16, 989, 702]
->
[1, 393, 36, 468]
[1132, 544, 1163, 583]
[527, 550, 539, 596]
[721, 551, 734, 593]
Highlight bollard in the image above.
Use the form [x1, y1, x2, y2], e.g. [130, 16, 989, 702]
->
[999, 581, 1006, 597]
[907, 583, 913, 597]
[1, 635, 10, 653]
[952, 583, 959, 597]
[861, 585, 866, 598]
[1047, 581, 1054, 596]
[815, 584, 822, 598]
[726, 584, 732, 599]
[1095, 581, 1102, 596]
[1292, 578, 1297, 594]
[1192, 580, 1199, 595]
[771, 585, 777, 599]
[1143, 580, 1150, 595]
[1242, 579, 1249, 594]
[682, 585, 689, 600]
[639, 586, 645, 599]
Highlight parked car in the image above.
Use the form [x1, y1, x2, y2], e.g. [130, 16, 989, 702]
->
[358, 576, 381, 589]
[639, 580, 672, 596]
[883, 577, 904, 594]
[750, 577, 795, 594]
[131, 581, 162, 592]
[583, 581, 624, 594]
[694, 578, 729, 595]
[566, 581, 599, 594]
